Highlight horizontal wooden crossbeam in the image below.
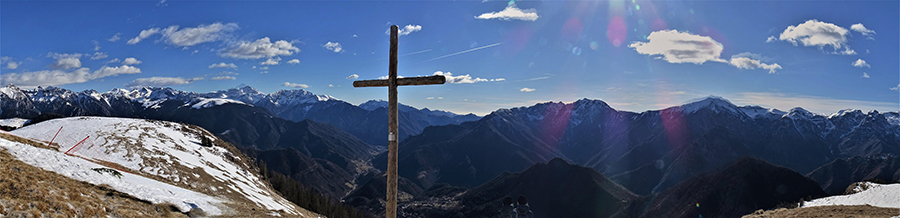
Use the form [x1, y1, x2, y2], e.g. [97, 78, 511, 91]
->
[352, 75, 446, 87]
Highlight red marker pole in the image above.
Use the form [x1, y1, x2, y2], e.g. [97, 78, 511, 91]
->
[48, 126, 62, 148]
[64, 135, 90, 155]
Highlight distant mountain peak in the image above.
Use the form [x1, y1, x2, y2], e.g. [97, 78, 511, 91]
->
[681, 96, 738, 114]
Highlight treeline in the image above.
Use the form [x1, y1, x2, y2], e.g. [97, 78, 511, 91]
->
[264, 169, 372, 218]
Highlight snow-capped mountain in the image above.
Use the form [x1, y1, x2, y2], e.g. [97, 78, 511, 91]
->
[6, 116, 317, 216]
[0, 84, 479, 145]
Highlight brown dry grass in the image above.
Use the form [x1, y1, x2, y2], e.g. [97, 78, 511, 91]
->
[0, 146, 186, 218]
[743, 205, 900, 218]
[3, 121, 319, 217]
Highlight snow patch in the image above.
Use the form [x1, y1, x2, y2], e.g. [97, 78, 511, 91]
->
[0, 118, 30, 128]
[803, 182, 900, 209]
[190, 98, 246, 109]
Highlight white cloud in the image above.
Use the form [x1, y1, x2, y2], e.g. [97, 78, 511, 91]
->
[850, 23, 876, 39]
[90, 52, 108, 60]
[208, 62, 237, 69]
[476, 4, 539, 21]
[127, 28, 161, 45]
[352, 34, 358, 38]
[862, 72, 869, 78]
[427, 97, 435, 100]
[287, 59, 300, 64]
[219, 37, 300, 59]
[628, 30, 726, 64]
[47, 53, 83, 69]
[210, 76, 236, 81]
[433, 71, 505, 84]
[259, 66, 269, 70]
[346, 74, 359, 80]
[106, 58, 120, 64]
[852, 59, 870, 68]
[386, 25, 423, 36]
[323, 42, 343, 53]
[108, 33, 122, 42]
[126, 77, 198, 88]
[892, 84, 900, 91]
[1, 64, 140, 88]
[765, 36, 777, 43]
[259, 71, 268, 74]
[92, 40, 101, 51]
[121, 57, 142, 65]
[159, 22, 239, 47]
[776, 20, 849, 50]
[260, 56, 281, 65]
[92, 65, 141, 79]
[520, 87, 535, 92]
[282, 82, 308, 88]
[729, 57, 782, 73]
[328, 84, 334, 87]
[1, 68, 92, 88]
[5, 62, 19, 70]
[836, 48, 857, 55]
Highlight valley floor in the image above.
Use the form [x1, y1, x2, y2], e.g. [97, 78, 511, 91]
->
[743, 205, 900, 218]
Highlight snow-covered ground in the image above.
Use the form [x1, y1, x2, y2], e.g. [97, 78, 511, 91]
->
[0, 137, 226, 215]
[0, 118, 30, 128]
[11, 116, 302, 215]
[803, 182, 900, 209]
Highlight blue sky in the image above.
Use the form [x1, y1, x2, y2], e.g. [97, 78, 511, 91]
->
[1, 0, 898, 116]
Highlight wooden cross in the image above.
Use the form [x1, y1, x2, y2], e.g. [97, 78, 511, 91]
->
[353, 25, 445, 218]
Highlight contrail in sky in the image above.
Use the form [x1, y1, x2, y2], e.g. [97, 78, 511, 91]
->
[423, 43, 502, 62]
[400, 49, 432, 57]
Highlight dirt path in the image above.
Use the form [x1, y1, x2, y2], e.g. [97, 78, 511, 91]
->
[743, 205, 900, 218]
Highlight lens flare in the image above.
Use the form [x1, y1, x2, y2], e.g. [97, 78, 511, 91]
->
[572, 47, 582, 55]
[561, 18, 584, 43]
[606, 16, 627, 47]
[590, 41, 599, 50]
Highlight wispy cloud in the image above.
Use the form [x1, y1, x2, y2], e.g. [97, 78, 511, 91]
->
[862, 72, 869, 78]
[210, 76, 236, 80]
[850, 23, 876, 40]
[108, 33, 122, 42]
[733, 92, 898, 113]
[282, 82, 308, 88]
[346, 74, 359, 80]
[129, 23, 239, 47]
[208, 62, 237, 69]
[287, 59, 300, 64]
[423, 43, 502, 62]
[90, 52, 108, 60]
[520, 87, 535, 92]
[476, 4, 539, 21]
[126, 76, 199, 88]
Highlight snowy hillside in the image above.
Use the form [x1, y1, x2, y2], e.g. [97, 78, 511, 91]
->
[0, 137, 226, 215]
[803, 182, 900, 209]
[10, 117, 313, 216]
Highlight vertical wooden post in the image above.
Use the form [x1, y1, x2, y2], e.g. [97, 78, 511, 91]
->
[386, 24, 399, 218]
